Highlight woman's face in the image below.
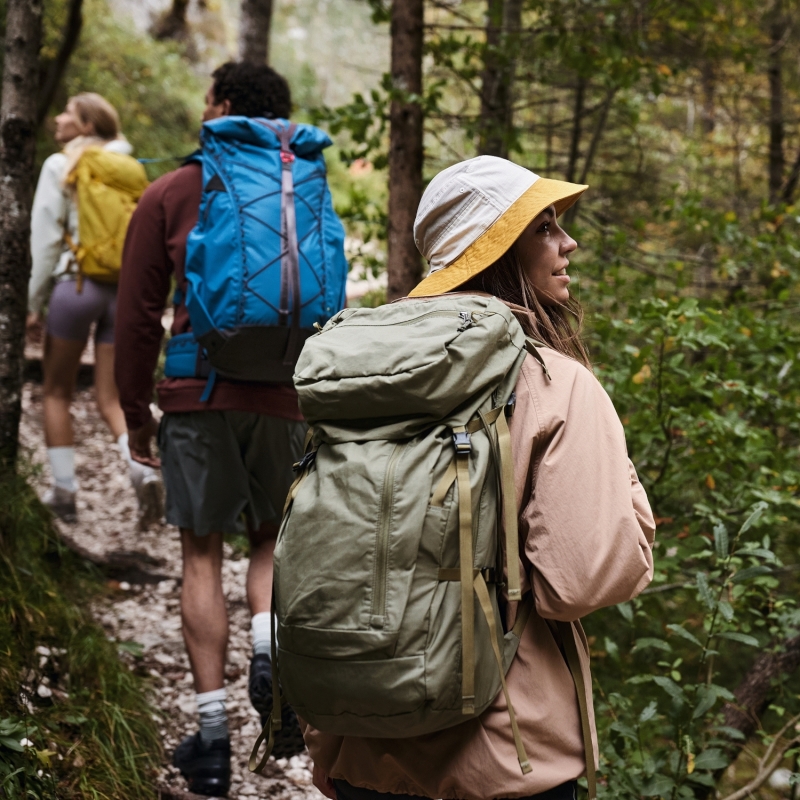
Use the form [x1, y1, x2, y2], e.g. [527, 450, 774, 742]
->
[515, 205, 578, 306]
[54, 101, 93, 144]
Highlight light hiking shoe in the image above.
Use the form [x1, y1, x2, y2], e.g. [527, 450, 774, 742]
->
[42, 486, 77, 524]
[129, 463, 165, 529]
[248, 652, 306, 759]
[173, 731, 231, 796]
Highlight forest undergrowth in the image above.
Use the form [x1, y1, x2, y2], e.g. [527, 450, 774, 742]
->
[0, 468, 160, 799]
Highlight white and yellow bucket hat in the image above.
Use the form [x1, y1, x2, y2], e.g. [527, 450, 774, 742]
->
[410, 155, 588, 297]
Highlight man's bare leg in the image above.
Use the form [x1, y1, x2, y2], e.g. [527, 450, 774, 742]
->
[180, 528, 227, 693]
[247, 521, 278, 616]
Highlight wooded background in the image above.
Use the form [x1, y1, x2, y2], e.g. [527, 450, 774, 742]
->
[1, 1, 800, 798]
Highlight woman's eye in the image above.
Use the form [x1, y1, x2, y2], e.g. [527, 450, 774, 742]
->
[538, 222, 550, 233]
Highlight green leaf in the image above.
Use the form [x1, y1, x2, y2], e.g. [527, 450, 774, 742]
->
[617, 601, 634, 622]
[696, 572, 715, 609]
[639, 700, 658, 722]
[653, 675, 686, 702]
[717, 631, 759, 646]
[718, 600, 734, 621]
[0, 736, 24, 752]
[693, 748, 728, 770]
[713, 523, 729, 559]
[692, 686, 718, 719]
[731, 565, 772, 584]
[667, 624, 704, 648]
[641, 774, 676, 796]
[738, 502, 768, 535]
[633, 637, 672, 653]
[610, 721, 639, 741]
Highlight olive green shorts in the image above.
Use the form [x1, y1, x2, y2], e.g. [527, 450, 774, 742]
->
[158, 411, 307, 537]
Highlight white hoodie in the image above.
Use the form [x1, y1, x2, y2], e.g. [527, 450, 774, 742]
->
[28, 137, 133, 314]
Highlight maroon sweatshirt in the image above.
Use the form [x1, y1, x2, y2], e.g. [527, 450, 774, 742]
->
[115, 161, 303, 430]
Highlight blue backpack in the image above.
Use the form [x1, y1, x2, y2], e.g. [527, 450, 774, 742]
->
[164, 116, 348, 394]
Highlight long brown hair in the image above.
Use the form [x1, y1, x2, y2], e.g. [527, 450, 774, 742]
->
[70, 92, 120, 140]
[460, 245, 591, 367]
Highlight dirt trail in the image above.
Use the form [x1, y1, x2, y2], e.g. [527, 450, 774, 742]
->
[20, 380, 317, 800]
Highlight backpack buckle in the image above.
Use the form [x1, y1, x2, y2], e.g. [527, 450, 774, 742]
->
[505, 391, 516, 418]
[452, 430, 472, 454]
[280, 150, 295, 164]
[293, 450, 317, 472]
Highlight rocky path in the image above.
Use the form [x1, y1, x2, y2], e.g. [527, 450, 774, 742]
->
[20, 380, 317, 800]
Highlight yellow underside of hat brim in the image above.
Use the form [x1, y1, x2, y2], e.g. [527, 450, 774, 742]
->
[408, 177, 588, 298]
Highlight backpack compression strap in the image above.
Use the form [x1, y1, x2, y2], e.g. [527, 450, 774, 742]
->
[257, 120, 303, 366]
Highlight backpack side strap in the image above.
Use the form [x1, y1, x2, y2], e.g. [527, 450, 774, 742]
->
[557, 620, 597, 800]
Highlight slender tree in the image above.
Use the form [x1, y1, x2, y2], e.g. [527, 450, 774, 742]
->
[386, 0, 424, 301]
[478, 0, 524, 158]
[767, 0, 784, 204]
[152, 0, 190, 41]
[239, 0, 273, 64]
[37, 0, 83, 126]
[0, 0, 42, 468]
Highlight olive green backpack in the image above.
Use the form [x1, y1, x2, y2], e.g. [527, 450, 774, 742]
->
[250, 295, 596, 793]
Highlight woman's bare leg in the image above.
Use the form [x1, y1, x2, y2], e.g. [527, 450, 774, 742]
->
[42, 334, 85, 447]
[94, 342, 127, 439]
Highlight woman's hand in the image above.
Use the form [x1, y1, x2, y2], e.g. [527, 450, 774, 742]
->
[26, 312, 43, 343]
[312, 763, 337, 800]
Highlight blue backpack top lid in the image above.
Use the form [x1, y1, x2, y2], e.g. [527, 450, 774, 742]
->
[172, 116, 349, 387]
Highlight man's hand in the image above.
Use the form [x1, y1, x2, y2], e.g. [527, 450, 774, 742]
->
[128, 416, 161, 469]
[312, 763, 337, 800]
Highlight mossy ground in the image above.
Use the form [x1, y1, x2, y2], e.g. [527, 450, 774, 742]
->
[0, 468, 161, 799]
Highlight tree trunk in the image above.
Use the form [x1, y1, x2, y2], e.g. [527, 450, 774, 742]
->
[478, 0, 524, 158]
[239, 0, 273, 64]
[783, 147, 800, 204]
[0, 0, 42, 469]
[768, 0, 784, 204]
[700, 60, 715, 135]
[386, 0, 424, 301]
[152, 0, 190, 41]
[565, 77, 585, 183]
[722, 634, 800, 742]
[37, 0, 82, 126]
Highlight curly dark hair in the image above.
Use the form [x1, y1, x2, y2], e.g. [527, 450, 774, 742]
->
[211, 61, 292, 119]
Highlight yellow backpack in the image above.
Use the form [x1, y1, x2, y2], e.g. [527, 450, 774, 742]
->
[65, 147, 149, 288]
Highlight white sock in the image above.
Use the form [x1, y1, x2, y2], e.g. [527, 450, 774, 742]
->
[117, 432, 133, 467]
[47, 447, 76, 493]
[197, 688, 228, 743]
[251, 611, 275, 656]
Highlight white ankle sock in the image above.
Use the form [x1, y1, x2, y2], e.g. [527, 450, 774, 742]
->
[197, 688, 228, 743]
[251, 611, 275, 656]
[47, 447, 76, 493]
[117, 432, 133, 467]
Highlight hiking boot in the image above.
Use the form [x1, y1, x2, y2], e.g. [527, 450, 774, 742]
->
[42, 486, 77, 523]
[172, 731, 230, 796]
[130, 463, 164, 529]
[248, 652, 306, 759]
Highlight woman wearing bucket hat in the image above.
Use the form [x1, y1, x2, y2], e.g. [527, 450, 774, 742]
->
[306, 156, 655, 800]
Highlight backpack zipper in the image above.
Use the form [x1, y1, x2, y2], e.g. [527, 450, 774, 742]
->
[330, 310, 492, 330]
[371, 441, 407, 624]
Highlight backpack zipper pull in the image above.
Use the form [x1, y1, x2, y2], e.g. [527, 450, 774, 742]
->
[457, 311, 473, 332]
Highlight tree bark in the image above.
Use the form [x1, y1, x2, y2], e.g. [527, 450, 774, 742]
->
[768, 0, 784, 204]
[239, 0, 273, 64]
[565, 77, 585, 183]
[700, 60, 715, 135]
[37, 0, 82, 126]
[783, 147, 800, 204]
[152, 0, 190, 41]
[386, 0, 424, 301]
[0, 0, 42, 469]
[478, 0, 524, 158]
[722, 634, 800, 742]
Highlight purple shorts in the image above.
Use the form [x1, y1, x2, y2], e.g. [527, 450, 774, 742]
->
[46, 278, 117, 344]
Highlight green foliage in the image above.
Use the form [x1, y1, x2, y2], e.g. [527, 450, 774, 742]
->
[37, 0, 204, 178]
[0, 469, 161, 799]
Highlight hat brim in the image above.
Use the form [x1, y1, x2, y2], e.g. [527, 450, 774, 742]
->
[408, 178, 588, 298]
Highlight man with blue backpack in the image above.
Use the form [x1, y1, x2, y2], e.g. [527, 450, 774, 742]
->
[114, 61, 349, 796]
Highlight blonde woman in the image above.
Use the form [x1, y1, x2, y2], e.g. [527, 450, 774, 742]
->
[27, 93, 162, 525]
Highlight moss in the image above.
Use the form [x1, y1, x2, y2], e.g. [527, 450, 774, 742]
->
[0, 469, 161, 799]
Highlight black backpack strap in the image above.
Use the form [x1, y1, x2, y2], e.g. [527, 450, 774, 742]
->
[257, 120, 303, 366]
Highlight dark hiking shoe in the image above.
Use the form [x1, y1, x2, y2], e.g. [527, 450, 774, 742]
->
[248, 652, 306, 759]
[172, 732, 231, 796]
[42, 486, 77, 524]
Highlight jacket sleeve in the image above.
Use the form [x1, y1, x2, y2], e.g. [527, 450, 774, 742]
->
[29, 154, 69, 314]
[516, 355, 655, 621]
[114, 181, 172, 430]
